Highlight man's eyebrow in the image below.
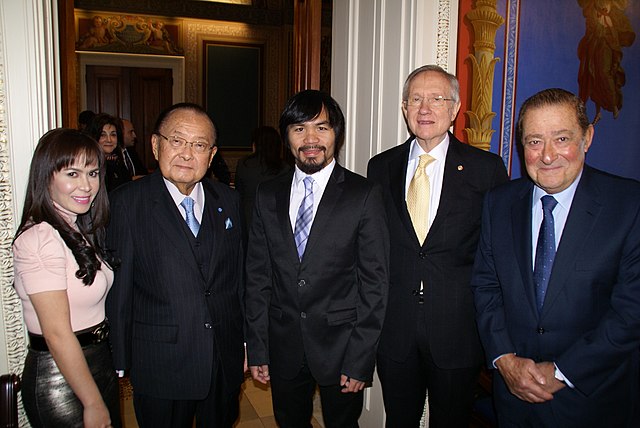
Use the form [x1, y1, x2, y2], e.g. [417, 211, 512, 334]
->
[524, 129, 574, 140]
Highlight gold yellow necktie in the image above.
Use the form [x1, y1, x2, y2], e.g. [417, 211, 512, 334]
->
[407, 154, 435, 244]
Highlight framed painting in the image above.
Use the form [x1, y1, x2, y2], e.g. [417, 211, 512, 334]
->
[203, 41, 264, 149]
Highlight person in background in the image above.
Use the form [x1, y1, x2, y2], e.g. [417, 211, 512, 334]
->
[367, 64, 508, 427]
[13, 128, 120, 428]
[121, 118, 147, 178]
[85, 114, 132, 192]
[78, 110, 96, 131]
[245, 90, 389, 428]
[471, 88, 640, 427]
[208, 150, 231, 185]
[235, 126, 290, 242]
[106, 103, 245, 428]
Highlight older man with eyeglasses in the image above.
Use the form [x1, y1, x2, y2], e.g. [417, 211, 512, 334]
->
[367, 65, 508, 427]
[106, 103, 245, 428]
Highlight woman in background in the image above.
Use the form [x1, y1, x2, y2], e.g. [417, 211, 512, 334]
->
[13, 128, 120, 428]
[235, 126, 290, 242]
[85, 113, 132, 192]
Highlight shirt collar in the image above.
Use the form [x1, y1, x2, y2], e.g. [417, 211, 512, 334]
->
[532, 168, 583, 211]
[408, 134, 449, 163]
[163, 178, 205, 208]
[293, 158, 336, 190]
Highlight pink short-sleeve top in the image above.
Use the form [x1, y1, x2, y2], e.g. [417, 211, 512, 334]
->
[13, 214, 113, 335]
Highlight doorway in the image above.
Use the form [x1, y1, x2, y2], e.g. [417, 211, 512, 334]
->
[79, 52, 185, 171]
[86, 65, 172, 170]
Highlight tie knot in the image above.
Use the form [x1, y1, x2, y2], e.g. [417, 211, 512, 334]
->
[541, 195, 558, 212]
[303, 176, 314, 191]
[418, 154, 434, 168]
[181, 196, 195, 213]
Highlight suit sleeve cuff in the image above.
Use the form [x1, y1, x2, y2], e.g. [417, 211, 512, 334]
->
[492, 353, 515, 368]
[554, 363, 574, 388]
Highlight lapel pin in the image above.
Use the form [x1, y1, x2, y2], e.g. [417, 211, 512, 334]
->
[457, 165, 464, 171]
[225, 218, 233, 229]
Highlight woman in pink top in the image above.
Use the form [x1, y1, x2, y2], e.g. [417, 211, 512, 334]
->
[13, 129, 120, 428]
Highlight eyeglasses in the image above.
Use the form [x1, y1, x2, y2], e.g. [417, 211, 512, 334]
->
[404, 95, 455, 108]
[156, 133, 214, 154]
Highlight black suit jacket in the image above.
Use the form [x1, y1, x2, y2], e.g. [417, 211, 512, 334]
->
[106, 171, 245, 400]
[367, 134, 508, 369]
[472, 166, 640, 426]
[245, 164, 389, 385]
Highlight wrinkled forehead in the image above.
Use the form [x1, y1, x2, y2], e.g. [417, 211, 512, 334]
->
[408, 71, 453, 94]
[163, 109, 216, 140]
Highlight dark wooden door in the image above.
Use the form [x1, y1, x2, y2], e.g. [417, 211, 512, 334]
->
[86, 65, 173, 171]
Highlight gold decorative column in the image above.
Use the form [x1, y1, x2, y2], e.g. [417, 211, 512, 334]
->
[464, 0, 504, 151]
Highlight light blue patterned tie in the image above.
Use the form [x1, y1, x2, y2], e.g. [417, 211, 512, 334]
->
[180, 196, 200, 237]
[294, 177, 314, 260]
[534, 195, 558, 314]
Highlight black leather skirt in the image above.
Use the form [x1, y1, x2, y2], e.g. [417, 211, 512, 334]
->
[21, 340, 121, 428]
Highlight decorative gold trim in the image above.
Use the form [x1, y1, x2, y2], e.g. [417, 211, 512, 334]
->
[464, 0, 504, 151]
[74, 11, 184, 56]
[0, 20, 27, 427]
[185, 20, 285, 128]
[436, 0, 452, 69]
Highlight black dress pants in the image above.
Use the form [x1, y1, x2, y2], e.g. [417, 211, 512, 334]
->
[133, 356, 240, 428]
[378, 309, 481, 428]
[270, 364, 364, 428]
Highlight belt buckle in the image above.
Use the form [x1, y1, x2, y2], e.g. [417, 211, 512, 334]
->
[91, 323, 109, 342]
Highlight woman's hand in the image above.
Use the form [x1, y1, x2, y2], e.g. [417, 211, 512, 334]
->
[83, 401, 112, 428]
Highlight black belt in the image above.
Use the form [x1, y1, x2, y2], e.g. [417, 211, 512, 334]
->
[28, 321, 109, 352]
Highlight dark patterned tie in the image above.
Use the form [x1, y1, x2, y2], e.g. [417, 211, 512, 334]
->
[294, 177, 314, 260]
[180, 196, 200, 237]
[534, 195, 558, 314]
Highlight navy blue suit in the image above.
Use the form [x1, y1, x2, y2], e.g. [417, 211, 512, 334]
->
[472, 165, 640, 427]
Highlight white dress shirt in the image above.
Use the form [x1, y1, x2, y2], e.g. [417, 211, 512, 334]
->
[289, 159, 336, 230]
[405, 135, 449, 232]
[163, 178, 205, 224]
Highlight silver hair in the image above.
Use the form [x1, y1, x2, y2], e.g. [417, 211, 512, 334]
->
[402, 65, 460, 103]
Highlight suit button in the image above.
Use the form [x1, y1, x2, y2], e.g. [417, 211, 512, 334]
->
[204, 291, 211, 297]
[298, 279, 306, 287]
[537, 327, 545, 334]
[300, 312, 307, 319]
[418, 251, 426, 259]
[204, 322, 212, 329]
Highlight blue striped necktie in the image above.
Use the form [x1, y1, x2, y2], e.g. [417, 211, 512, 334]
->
[180, 196, 200, 237]
[294, 177, 314, 260]
[534, 195, 558, 314]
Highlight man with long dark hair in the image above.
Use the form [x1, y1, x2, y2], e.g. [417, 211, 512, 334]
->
[245, 90, 389, 427]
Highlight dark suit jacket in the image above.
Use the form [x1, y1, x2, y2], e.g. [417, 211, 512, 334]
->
[106, 171, 245, 400]
[244, 164, 389, 385]
[367, 134, 508, 369]
[472, 165, 640, 426]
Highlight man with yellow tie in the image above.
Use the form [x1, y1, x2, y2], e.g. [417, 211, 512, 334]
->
[367, 65, 508, 427]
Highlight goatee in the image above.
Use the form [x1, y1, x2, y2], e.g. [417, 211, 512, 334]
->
[296, 159, 325, 174]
